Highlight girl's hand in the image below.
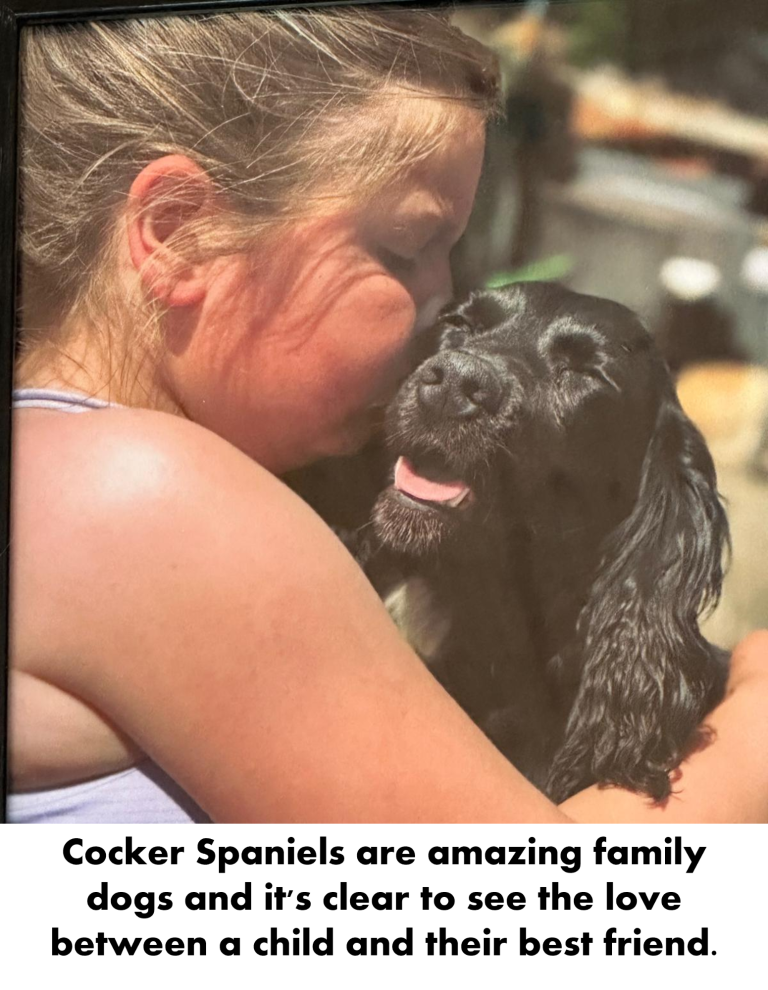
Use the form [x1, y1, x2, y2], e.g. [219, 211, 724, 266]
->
[726, 630, 768, 692]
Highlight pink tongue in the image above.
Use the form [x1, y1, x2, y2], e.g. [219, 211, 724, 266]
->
[394, 456, 469, 503]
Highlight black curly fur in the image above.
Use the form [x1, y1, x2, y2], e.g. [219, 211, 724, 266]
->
[545, 396, 729, 801]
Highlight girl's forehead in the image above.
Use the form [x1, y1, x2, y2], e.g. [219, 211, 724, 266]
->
[363, 113, 485, 218]
[363, 94, 485, 169]
[275, 104, 485, 247]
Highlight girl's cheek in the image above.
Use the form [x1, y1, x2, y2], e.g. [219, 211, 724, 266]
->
[376, 276, 418, 345]
[341, 276, 413, 344]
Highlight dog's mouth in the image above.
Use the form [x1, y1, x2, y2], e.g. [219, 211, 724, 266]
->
[373, 448, 480, 557]
[391, 454, 474, 511]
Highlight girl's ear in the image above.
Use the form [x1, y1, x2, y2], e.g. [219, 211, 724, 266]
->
[126, 155, 214, 307]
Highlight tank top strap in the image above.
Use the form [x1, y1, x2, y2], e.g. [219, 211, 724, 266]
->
[12, 388, 117, 412]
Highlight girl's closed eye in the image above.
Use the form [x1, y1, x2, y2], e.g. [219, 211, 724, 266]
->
[372, 217, 441, 280]
[376, 227, 449, 281]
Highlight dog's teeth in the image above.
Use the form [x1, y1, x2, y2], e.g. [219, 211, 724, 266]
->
[446, 489, 471, 508]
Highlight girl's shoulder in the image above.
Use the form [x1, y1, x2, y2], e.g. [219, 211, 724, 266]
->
[12, 403, 285, 527]
[11, 404, 336, 681]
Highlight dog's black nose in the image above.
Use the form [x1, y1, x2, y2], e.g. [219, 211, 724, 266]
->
[417, 353, 506, 419]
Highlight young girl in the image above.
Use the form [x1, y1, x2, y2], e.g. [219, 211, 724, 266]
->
[8, 8, 768, 824]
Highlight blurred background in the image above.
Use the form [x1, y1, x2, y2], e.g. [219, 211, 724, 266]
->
[451, 0, 768, 649]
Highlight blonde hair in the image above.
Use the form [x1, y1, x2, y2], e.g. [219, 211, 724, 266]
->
[17, 8, 499, 394]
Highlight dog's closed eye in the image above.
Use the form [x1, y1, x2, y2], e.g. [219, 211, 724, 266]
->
[440, 292, 509, 339]
[463, 293, 508, 330]
[548, 331, 599, 368]
[555, 365, 620, 392]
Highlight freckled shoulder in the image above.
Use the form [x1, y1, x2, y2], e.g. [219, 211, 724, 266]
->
[10, 404, 330, 685]
[12, 404, 282, 529]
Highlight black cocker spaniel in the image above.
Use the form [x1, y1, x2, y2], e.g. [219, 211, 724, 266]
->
[291, 282, 730, 802]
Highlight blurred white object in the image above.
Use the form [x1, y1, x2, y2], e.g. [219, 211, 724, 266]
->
[740, 245, 768, 294]
[660, 257, 722, 301]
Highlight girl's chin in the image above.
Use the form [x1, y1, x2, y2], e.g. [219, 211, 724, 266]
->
[269, 409, 383, 474]
[313, 411, 379, 462]
[338, 408, 384, 452]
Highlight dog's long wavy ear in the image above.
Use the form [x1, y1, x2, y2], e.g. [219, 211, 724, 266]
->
[547, 391, 730, 803]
